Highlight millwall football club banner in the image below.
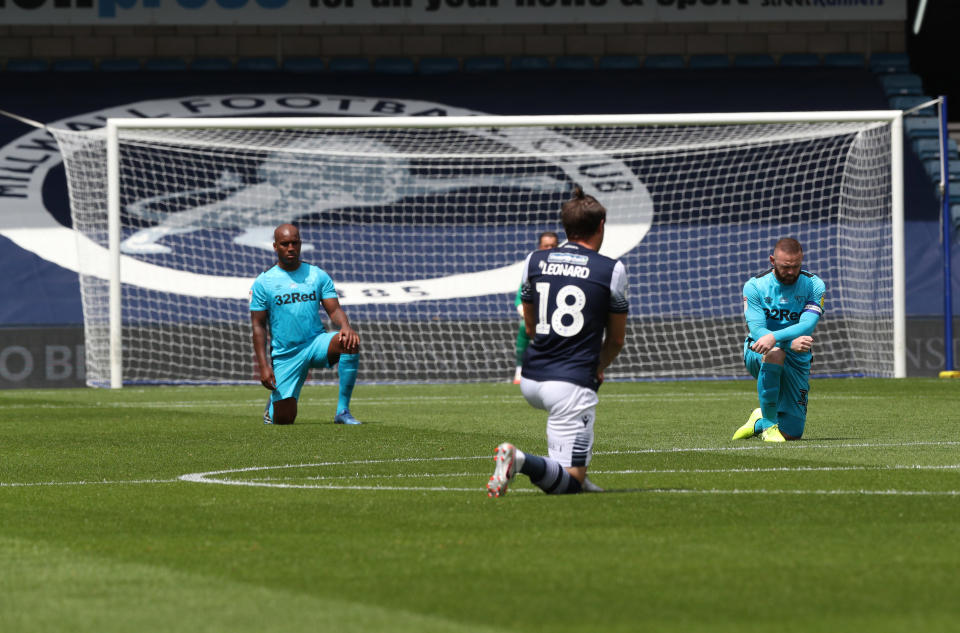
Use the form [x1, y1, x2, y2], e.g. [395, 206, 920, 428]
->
[0, 0, 906, 26]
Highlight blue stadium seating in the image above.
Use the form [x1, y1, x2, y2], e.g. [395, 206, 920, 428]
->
[951, 204, 960, 231]
[879, 73, 924, 96]
[5, 58, 49, 72]
[823, 53, 866, 67]
[510, 56, 550, 71]
[52, 59, 95, 72]
[373, 57, 415, 74]
[463, 57, 506, 73]
[144, 58, 188, 71]
[328, 57, 370, 73]
[913, 137, 958, 161]
[598, 55, 640, 70]
[236, 57, 278, 72]
[99, 58, 141, 72]
[904, 116, 940, 138]
[642, 55, 685, 69]
[778, 53, 820, 67]
[418, 57, 459, 75]
[192, 57, 234, 71]
[689, 54, 729, 69]
[734, 54, 775, 68]
[554, 56, 595, 71]
[282, 57, 326, 73]
[869, 52, 910, 74]
[889, 94, 936, 116]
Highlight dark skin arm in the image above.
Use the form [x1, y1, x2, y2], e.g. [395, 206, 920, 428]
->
[322, 296, 359, 355]
[251, 309, 276, 390]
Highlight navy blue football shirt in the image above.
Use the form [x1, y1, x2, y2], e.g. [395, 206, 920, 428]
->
[519, 242, 628, 390]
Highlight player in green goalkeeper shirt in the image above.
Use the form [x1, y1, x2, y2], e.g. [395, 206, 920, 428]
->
[250, 224, 362, 426]
[733, 238, 824, 442]
[512, 231, 559, 383]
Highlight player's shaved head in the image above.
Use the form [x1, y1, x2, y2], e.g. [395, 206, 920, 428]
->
[274, 223, 300, 242]
[273, 224, 302, 270]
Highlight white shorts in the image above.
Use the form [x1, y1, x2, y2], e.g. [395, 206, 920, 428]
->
[520, 378, 598, 468]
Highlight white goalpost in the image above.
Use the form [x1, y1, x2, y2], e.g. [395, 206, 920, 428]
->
[48, 111, 905, 387]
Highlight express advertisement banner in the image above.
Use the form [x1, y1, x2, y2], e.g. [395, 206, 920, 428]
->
[0, 0, 906, 26]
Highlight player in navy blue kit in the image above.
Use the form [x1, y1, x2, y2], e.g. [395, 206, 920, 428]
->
[488, 187, 628, 497]
[732, 238, 824, 442]
[250, 223, 363, 426]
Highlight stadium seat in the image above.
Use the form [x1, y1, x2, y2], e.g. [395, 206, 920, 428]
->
[192, 57, 234, 71]
[554, 56, 595, 71]
[778, 53, 820, 67]
[869, 52, 910, 74]
[923, 158, 943, 181]
[734, 54, 775, 68]
[904, 116, 940, 138]
[889, 94, 936, 116]
[144, 58, 188, 71]
[598, 55, 640, 70]
[823, 53, 866, 68]
[913, 137, 958, 161]
[643, 55, 685, 69]
[4, 58, 49, 72]
[510, 56, 550, 71]
[879, 73, 924, 96]
[99, 58, 141, 72]
[952, 204, 960, 232]
[282, 57, 326, 73]
[236, 57, 278, 72]
[464, 57, 506, 73]
[52, 59, 95, 72]
[373, 57, 415, 74]
[328, 57, 371, 73]
[689, 54, 729, 69]
[418, 57, 459, 75]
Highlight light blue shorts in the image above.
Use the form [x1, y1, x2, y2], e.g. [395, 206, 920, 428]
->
[743, 339, 810, 438]
[270, 332, 338, 404]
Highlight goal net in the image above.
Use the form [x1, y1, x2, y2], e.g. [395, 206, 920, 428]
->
[48, 113, 903, 387]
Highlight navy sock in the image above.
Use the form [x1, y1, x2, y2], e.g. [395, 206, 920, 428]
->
[520, 453, 582, 495]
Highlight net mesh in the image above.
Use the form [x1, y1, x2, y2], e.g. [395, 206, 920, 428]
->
[49, 117, 895, 386]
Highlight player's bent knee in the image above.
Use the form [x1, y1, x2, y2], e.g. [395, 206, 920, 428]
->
[273, 398, 297, 425]
[763, 348, 786, 365]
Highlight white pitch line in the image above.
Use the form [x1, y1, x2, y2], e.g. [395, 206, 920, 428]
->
[0, 478, 179, 488]
[6, 441, 960, 494]
[241, 463, 960, 482]
[0, 391, 918, 410]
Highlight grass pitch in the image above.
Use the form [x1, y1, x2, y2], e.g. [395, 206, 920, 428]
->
[1, 378, 959, 633]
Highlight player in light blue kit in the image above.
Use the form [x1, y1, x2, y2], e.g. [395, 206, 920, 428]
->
[733, 238, 824, 442]
[250, 223, 362, 425]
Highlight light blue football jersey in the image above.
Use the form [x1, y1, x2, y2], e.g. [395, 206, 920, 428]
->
[250, 263, 339, 357]
[742, 268, 825, 350]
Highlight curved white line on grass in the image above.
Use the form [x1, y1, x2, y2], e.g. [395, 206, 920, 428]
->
[178, 449, 960, 496]
[0, 478, 179, 488]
